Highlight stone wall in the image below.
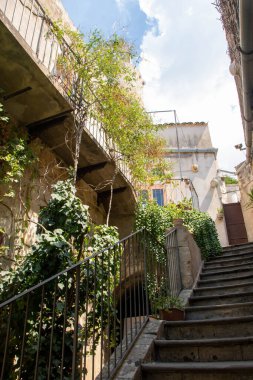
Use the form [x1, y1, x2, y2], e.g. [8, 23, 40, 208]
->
[0, 136, 107, 268]
[175, 223, 202, 290]
[236, 162, 253, 242]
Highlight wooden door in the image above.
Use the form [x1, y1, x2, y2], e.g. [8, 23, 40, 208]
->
[223, 203, 248, 245]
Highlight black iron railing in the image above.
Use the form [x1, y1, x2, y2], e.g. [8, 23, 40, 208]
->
[0, 228, 179, 379]
[165, 227, 181, 297]
[0, 0, 132, 184]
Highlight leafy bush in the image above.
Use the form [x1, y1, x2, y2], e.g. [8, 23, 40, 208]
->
[135, 199, 222, 260]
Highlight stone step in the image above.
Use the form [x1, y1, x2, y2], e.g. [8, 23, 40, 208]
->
[200, 267, 253, 281]
[141, 361, 253, 380]
[222, 242, 253, 253]
[197, 273, 253, 287]
[189, 291, 253, 306]
[204, 253, 253, 268]
[154, 336, 253, 362]
[202, 262, 253, 273]
[209, 250, 253, 261]
[163, 316, 253, 340]
[185, 301, 253, 320]
[203, 258, 253, 271]
[222, 247, 253, 257]
[193, 282, 253, 296]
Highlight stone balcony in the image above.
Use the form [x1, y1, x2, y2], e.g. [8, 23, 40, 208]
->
[0, 0, 136, 236]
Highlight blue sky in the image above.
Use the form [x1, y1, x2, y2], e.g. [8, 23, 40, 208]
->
[61, 0, 246, 171]
[61, 0, 148, 50]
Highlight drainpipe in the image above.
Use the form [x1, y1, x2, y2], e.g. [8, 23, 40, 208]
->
[239, 0, 253, 163]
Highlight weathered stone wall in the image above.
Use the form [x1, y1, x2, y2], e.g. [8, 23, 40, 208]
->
[158, 122, 228, 246]
[236, 162, 253, 242]
[0, 136, 107, 268]
[176, 224, 202, 290]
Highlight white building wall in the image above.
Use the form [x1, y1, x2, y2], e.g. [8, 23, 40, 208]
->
[158, 123, 229, 247]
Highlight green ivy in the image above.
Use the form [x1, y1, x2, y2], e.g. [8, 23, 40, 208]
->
[0, 180, 121, 378]
[135, 199, 222, 260]
[0, 102, 35, 198]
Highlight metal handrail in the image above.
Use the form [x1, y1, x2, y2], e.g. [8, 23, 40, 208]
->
[165, 227, 182, 296]
[0, 227, 180, 379]
[0, 229, 144, 309]
[0, 0, 133, 185]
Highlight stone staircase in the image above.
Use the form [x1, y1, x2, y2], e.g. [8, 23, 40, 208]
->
[141, 242, 253, 379]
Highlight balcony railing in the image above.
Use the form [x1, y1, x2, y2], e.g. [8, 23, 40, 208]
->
[0, 227, 180, 379]
[0, 0, 132, 185]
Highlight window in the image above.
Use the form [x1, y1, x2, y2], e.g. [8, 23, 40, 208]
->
[152, 189, 164, 206]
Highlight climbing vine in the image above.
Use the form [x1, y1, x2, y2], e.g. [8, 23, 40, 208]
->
[135, 199, 222, 260]
[0, 180, 121, 378]
[0, 101, 35, 199]
[51, 24, 169, 186]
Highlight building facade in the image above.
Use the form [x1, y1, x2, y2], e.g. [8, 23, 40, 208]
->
[148, 122, 229, 246]
[216, 0, 253, 242]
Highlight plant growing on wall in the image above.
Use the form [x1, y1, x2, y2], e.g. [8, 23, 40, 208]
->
[135, 199, 222, 260]
[0, 99, 37, 260]
[245, 187, 253, 209]
[0, 180, 121, 378]
[0, 102, 35, 200]
[51, 24, 169, 222]
[224, 176, 238, 185]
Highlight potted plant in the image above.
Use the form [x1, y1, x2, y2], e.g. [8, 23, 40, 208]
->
[156, 295, 185, 321]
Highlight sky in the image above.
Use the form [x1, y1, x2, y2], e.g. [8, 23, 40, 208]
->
[61, 0, 246, 172]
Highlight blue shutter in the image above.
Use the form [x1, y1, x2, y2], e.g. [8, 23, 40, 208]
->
[152, 189, 164, 206]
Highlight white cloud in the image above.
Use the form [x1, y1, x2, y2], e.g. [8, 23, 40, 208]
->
[138, 0, 245, 171]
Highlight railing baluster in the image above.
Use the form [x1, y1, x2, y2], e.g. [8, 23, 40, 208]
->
[107, 251, 111, 379]
[34, 285, 45, 380]
[0, 303, 12, 380]
[25, 0, 35, 40]
[18, 293, 30, 380]
[100, 249, 104, 380]
[136, 233, 141, 328]
[92, 256, 97, 380]
[11, 0, 19, 23]
[123, 240, 127, 349]
[140, 234, 145, 321]
[119, 242, 123, 359]
[128, 236, 133, 342]
[18, 0, 27, 32]
[60, 274, 69, 380]
[36, 15, 44, 57]
[133, 233, 137, 336]
[4, 0, 9, 14]
[144, 230, 149, 317]
[47, 281, 57, 380]
[31, 2, 39, 48]
[83, 261, 90, 380]
[72, 267, 80, 380]
[113, 246, 117, 369]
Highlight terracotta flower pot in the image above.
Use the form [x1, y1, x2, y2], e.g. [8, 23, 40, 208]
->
[159, 308, 185, 321]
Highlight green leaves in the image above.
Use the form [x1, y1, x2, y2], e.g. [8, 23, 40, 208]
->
[0, 101, 35, 199]
[52, 23, 169, 184]
[0, 179, 122, 377]
[135, 199, 222, 260]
